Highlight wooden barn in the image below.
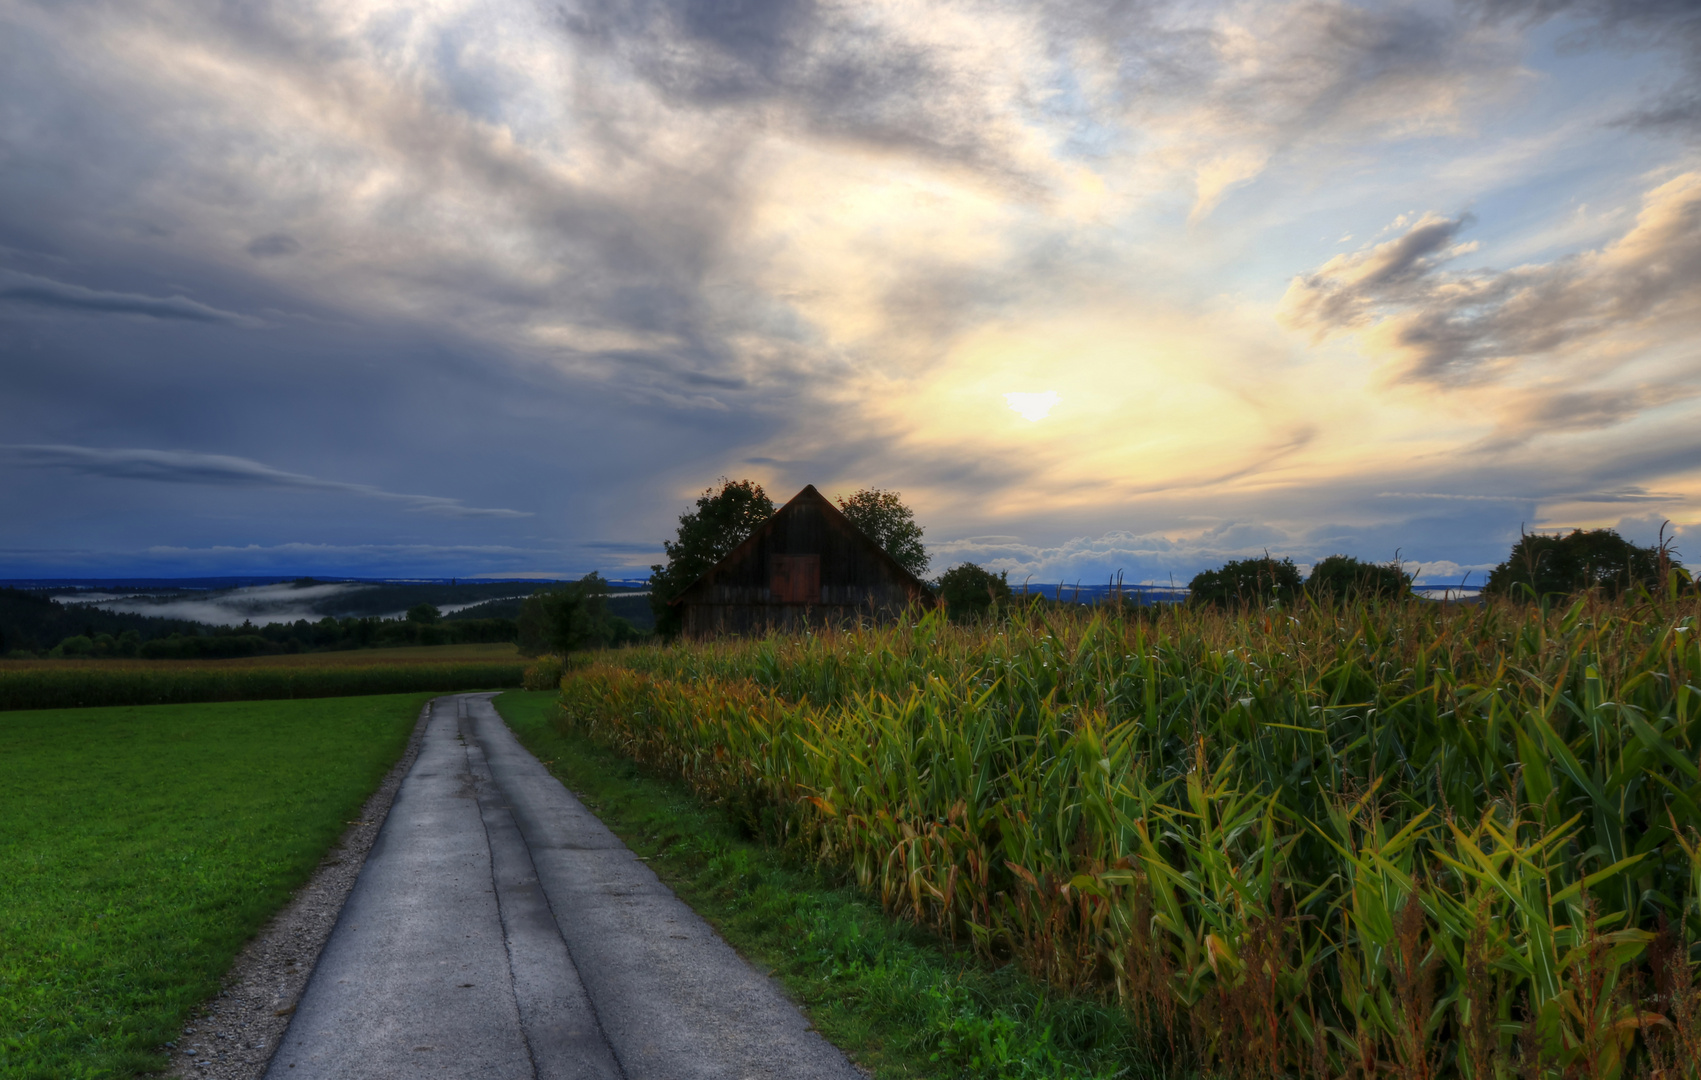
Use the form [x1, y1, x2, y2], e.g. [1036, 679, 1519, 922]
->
[669, 485, 932, 637]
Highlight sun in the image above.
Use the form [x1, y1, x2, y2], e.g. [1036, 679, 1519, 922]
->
[1004, 391, 1061, 422]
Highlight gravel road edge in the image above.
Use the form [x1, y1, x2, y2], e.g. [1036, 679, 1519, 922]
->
[158, 698, 436, 1079]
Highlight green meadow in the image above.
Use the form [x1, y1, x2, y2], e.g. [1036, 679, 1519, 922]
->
[0, 694, 427, 1079]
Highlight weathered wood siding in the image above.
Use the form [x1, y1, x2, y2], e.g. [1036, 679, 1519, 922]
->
[673, 486, 928, 637]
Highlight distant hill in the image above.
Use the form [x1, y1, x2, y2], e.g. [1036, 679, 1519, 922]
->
[447, 588, 655, 631]
[3, 578, 656, 655]
[0, 588, 209, 654]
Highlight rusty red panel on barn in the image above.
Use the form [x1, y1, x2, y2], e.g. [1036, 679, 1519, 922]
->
[770, 554, 820, 603]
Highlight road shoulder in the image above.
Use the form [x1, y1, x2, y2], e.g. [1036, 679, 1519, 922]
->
[163, 700, 433, 1080]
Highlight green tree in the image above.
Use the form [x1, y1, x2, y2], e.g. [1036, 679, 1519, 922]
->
[836, 487, 929, 578]
[518, 572, 640, 656]
[1484, 528, 1672, 600]
[649, 478, 776, 638]
[936, 562, 1011, 622]
[51, 634, 94, 658]
[1188, 555, 1304, 608]
[1305, 554, 1411, 602]
[405, 603, 441, 624]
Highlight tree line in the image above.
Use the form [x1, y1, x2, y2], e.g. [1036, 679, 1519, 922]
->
[641, 479, 1692, 630]
[2, 589, 519, 660]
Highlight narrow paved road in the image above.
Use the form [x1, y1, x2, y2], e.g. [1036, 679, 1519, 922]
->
[264, 693, 862, 1080]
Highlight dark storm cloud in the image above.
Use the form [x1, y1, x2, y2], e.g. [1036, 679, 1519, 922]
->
[0, 445, 532, 518]
[556, 0, 1008, 173]
[0, 0, 760, 408]
[0, 270, 258, 325]
[1281, 172, 1701, 390]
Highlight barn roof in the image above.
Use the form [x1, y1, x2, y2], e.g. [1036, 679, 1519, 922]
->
[668, 484, 931, 606]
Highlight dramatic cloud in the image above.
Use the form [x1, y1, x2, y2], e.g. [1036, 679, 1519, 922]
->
[0, 445, 531, 519]
[0, 0, 1698, 582]
[1280, 171, 1701, 389]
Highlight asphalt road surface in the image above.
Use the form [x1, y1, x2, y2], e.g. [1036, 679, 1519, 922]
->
[264, 693, 862, 1080]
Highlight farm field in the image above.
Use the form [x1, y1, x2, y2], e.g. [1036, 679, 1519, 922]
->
[0, 693, 428, 1079]
[0, 643, 525, 711]
[555, 595, 1701, 1080]
[0, 641, 523, 670]
[496, 689, 1159, 1079]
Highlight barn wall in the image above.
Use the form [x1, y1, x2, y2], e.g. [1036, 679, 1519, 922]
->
[674, 493, 927, 638]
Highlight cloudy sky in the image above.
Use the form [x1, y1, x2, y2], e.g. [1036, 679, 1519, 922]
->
[2, 0, 1698, 585]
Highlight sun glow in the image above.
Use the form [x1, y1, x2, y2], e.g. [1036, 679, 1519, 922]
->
[1005, 391, 1061, 422]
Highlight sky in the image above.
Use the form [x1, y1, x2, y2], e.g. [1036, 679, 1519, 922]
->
[2, 0, 1699, 587]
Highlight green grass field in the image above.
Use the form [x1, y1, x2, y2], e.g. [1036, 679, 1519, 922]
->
[497, 690, 1158, 1080]
[0, 693, 429, 1079]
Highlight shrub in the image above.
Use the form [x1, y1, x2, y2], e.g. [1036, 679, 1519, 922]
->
[522, 657, 566, 691]
[518, 573, 641, 656]
[1187, 555, 1303, 608]
[936, 562, 1011, 621]
[51, 635, 95, 658]
[1485, 527, 1675, 600]
[138, 634, 275, 660]
[1305, 553, 1411, 601]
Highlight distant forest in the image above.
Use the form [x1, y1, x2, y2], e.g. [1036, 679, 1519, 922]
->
[0, 580, 653, 659]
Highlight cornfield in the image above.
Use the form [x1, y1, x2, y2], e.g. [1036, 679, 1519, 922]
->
[557, 595, 1701, 1080]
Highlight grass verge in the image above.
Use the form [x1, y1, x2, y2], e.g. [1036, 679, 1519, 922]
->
[0, 693, 430, 1078]
[495, 689, 1162, 1080]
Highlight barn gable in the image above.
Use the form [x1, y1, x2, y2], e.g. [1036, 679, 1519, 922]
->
[669, 485, 931, 637]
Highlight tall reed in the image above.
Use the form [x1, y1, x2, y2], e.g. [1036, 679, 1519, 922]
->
[557, 594, 1701, 1080]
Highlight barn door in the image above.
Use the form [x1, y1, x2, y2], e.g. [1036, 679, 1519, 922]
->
[770, 554, 821, 604]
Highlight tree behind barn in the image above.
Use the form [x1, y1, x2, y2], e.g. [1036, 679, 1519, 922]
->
[835, 487, 929, 578]
[648, 478, 777, 637]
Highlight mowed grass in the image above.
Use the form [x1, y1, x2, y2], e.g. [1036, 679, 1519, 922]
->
[0, 693, 429, 1079]
[497, 690, 1158, 1080]
[0, 645, 524, 710]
